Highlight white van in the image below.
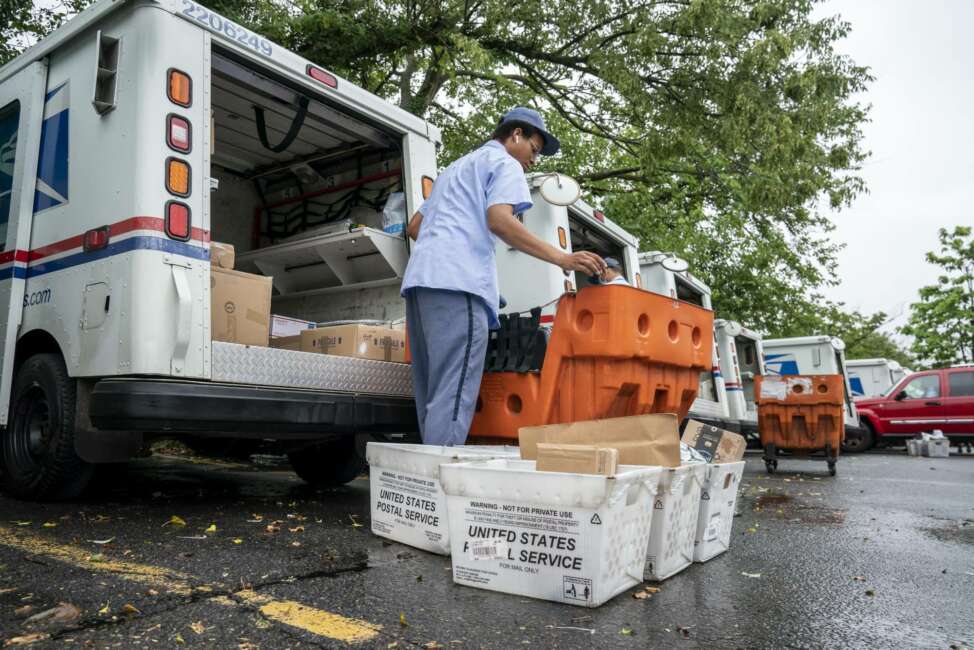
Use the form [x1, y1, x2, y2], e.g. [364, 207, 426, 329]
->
[846, 358, 903, 399]
[0, 0, 442, 498]
[762, 336, 860, 429]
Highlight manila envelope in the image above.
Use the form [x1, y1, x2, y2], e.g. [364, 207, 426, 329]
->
[519, 413, 681, 468]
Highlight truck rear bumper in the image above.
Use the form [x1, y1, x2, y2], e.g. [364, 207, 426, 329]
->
[88, 379, 418, 437]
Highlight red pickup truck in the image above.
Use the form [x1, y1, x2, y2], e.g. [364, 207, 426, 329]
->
[845, 366, 974, 451]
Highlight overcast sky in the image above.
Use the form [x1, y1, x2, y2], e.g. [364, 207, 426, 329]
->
[815, 0, 973, 331]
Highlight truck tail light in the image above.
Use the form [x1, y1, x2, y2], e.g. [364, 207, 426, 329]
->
[306, 65, 338, 89]
[83, 226, 110, 252]
[168, 69, 192, 107]
[557, 226, 567, 249]
[593, 210, 605, 223]
[635, 273, 643, 289]
[167, 114, 191, 153]
[166, 201, 191, 240]
[421, 175, 434, 199]
[166, 158, 191, 196]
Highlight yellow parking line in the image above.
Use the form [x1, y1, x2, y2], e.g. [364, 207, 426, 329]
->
[0, 526, 381, 644]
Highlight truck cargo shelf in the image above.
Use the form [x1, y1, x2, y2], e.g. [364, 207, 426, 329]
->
[211, 341, 413, 397]
[235, 227, 407, 296]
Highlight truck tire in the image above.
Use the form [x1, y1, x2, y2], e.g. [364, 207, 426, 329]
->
[0, 353, 94, 500]
[287, 438, 364, 487]
[842, 421, 875, 453]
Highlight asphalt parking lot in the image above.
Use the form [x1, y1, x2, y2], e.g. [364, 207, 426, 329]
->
[1, 451, 972, 649]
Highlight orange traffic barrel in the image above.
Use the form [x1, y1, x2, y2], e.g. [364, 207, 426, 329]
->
[468, 285, 714, 443]
[755, 374, 845, 476]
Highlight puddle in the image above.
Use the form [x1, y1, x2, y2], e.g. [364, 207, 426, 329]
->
[921, 520, 974, 546]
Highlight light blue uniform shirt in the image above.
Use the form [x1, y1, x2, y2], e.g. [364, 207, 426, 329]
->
[402, 140, 532, 328]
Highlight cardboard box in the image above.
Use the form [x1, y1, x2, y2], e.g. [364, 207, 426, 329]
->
[536, 444, 618, 476]
[442, 459, 662, 607]
[301, 324, 405, 362]
[519, 413, 681, 468]
[270, 314, 315, 338]
[681, 420, 746, 464]
[269, 334, 303, 351]
[210, 267, 272, 346]
[210, 241, 235, 269]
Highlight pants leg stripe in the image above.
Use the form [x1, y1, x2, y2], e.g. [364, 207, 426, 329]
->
[452, 294, 473, 422]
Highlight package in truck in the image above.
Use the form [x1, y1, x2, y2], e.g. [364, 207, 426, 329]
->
[270, 314, 315, 338]
[365, 443, 519, 555]
[210, 268, 272, 346]
[693, 461, 745, 562]
[210, 241, 236, 269]
[302, 324, 406, 362]
[644, 463, 706, 580]
[442, 458, 662, 607]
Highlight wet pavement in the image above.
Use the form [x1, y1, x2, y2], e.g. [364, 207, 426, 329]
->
[0, 452, 972, 649]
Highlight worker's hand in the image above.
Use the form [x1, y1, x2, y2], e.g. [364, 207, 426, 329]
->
[559, 251, 606, 277]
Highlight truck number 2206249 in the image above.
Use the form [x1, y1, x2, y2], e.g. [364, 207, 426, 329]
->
[180, 0, 273, 57]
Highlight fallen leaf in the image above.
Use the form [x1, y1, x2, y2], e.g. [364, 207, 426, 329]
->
[14, 605, 33, 618]
[233, 538, 243, 545]
[12, 522, 31, 527]
[163, 516, 187, 528]
[620, 627, 634, 636]
[3, 632, 49, 646]
[88, 553, 104, 563]
[121, 603, 141, 616]
[288, 526, 304, 533]
[348, 515, 363, 528]
[147, 589, 159, 596]
[98, 602, 109, 616]
[290, 541, 301, 547]
[87, 538, 115, 545]
[741, 572, 762, 579]
[247, 515, 263, 523]
[424, 643, 442, 649]
[865, 589, 875, 597]
[632, 590, 652, 600]
[265, 524, 281, 534]
[852, 576, 866, 582]
[677, 625, 692, 639]
[25, 602, 81, 625]
[41, 522, 57, 529]
[387, 643, 399, 649]
[399, 612, 408, 627]
[644, 586, 661, 594]
[174, 633, 185, 645]
[745, 527, 758, 534]
[189, 621, 205, 635]
[204, 524, 217, 534]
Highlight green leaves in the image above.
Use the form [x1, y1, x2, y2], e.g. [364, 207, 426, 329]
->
[901, 227, 974, 367]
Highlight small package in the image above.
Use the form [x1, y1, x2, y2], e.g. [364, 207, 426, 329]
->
[270, 314, 315, 338]
[269, 335, 303, 351]
[681, 420, 746, 464]
[519, 413, 681, 468]
[210, 241, 235, 269]
[210, 268, 272, 346]
[301, 324, 406, 362]
[536, 444, 618, 476]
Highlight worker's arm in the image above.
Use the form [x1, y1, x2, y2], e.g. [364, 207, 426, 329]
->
[487, 204, 605, 276]
[406, 211, 423, 241]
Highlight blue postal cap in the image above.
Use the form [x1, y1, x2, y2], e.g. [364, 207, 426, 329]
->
[604, 257, 622, 269]
[500, 107, 560, 156]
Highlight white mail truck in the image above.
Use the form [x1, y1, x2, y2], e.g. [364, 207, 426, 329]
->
[846, 358, 903, 399]
[0, 0, 445, 498]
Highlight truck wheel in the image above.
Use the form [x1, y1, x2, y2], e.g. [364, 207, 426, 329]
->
[0, 354, 94, 500]
[842, 421, 875, 453]
[287, 438, 364, 487]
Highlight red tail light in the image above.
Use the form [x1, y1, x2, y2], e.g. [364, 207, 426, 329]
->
[167, 114, 191, 153]
[593, 210, 605, 223]
[166, 201, 191, 240]
[84, 226, 110, 252]
[306, 65, 338, 89]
